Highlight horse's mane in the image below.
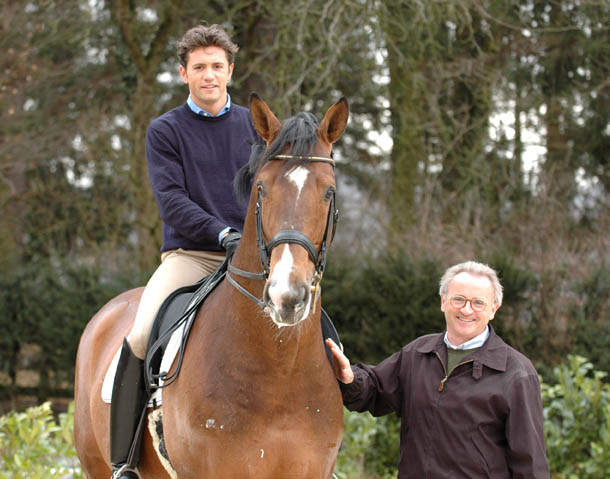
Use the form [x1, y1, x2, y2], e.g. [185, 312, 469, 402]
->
[234, 112, 320, 203]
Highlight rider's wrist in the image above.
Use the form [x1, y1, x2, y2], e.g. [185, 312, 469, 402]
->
[218, 226, 232, 245]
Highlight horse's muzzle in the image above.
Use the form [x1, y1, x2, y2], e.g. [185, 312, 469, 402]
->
[263, 280, 311, 327]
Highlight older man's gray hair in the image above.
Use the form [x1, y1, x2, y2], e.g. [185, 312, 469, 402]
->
[439, 261, 503, 306]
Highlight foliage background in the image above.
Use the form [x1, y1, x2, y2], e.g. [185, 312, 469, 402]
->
[0, 0, 609, 475]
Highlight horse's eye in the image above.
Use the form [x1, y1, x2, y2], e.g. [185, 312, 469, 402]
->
[324, 187, 336, 200]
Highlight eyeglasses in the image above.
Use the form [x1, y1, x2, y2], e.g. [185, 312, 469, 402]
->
[448, 295, 488, 312]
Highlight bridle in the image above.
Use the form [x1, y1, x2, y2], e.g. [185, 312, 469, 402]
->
[226, 154, 339, 311]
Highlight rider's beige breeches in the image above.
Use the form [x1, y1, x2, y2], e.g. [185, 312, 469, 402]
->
[126, 248, 225, 359]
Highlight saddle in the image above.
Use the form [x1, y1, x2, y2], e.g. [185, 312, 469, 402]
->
[144, 259, 228, 397]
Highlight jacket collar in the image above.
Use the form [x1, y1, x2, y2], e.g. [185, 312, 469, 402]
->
[415, 325, 508, 375]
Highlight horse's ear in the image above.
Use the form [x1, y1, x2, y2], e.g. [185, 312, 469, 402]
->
[319, 97, 349, 145]
[249, 92, 281, 144]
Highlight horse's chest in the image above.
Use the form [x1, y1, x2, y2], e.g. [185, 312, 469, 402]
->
[190, 388, 341, 438]
[172, 418, 341, 478]
[164, 383, 343, 478]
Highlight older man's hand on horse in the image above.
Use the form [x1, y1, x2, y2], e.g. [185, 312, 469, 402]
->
[325, 338, 354, 384]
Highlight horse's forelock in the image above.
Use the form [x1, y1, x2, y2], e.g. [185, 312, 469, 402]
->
[266, 112, 320, 161]
[233, 112, 321, 203]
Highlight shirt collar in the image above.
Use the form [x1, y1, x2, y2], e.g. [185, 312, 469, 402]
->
[444, 326, 490, 350]
[415, 326, 508, 372]
[187, 94, 231, 117]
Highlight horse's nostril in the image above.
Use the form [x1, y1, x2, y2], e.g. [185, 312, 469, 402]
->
[298, 284, 309, 305]
[284, 284, 309, 311]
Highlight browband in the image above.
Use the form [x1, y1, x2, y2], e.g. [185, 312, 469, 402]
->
[272, 154, 335, 166]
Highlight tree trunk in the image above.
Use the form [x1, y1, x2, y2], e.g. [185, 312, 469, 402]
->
[114, 0, 184, 272]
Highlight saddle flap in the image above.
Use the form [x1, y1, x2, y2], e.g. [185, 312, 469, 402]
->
[145, 286, 200, 382]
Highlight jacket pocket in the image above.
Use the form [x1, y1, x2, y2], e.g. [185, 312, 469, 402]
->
[471, 427, 510, 479]
[471, 431, 492, 478]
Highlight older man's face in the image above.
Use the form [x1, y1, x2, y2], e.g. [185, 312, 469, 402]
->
[441, 272, 499, 346]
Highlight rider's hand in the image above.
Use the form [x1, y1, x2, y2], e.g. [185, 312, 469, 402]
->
[221, 230, 241, 258]
[325, 338, 354, 384]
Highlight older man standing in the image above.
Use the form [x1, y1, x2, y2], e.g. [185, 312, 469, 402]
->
[326, 261, 550, 478]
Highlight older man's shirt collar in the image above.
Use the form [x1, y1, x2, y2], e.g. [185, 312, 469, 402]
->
[444, 326, 490, 350]
[187, 94, 231, 117]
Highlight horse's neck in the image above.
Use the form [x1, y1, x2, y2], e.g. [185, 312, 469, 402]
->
[223, 289, 324, 367]
[219, 276, 324, 371]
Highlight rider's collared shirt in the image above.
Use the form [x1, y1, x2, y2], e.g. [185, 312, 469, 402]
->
[187, 94, 231, 117]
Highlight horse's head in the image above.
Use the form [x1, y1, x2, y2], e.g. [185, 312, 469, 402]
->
[236, 93, 348, 328]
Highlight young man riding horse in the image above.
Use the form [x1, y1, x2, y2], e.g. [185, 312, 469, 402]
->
[97, 24, 345, 479]
[109, 24, 256, 479]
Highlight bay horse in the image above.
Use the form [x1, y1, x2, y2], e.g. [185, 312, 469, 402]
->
[74, 93, 349, 479]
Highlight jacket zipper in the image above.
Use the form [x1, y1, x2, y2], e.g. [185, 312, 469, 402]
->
[435, 352, 474, 392]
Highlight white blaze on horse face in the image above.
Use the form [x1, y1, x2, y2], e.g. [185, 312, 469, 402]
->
[286, 166, 309, 202]
[267, 245, 294, 320]
[267, 243, 313, 327]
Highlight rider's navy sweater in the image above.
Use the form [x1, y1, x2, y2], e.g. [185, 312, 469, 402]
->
[146, 102, 256, 252]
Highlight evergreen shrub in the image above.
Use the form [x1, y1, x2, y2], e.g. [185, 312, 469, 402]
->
[336, 409, 399, 479]
[567, 264, 610, 375]
[323, 251, 443, 363]
[543, 355, 610, 478]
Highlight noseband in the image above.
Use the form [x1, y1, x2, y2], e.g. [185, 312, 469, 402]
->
[226, 154, 338, 310]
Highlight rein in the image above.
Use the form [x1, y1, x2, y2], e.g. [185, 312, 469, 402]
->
[227, 154, 338, 310]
